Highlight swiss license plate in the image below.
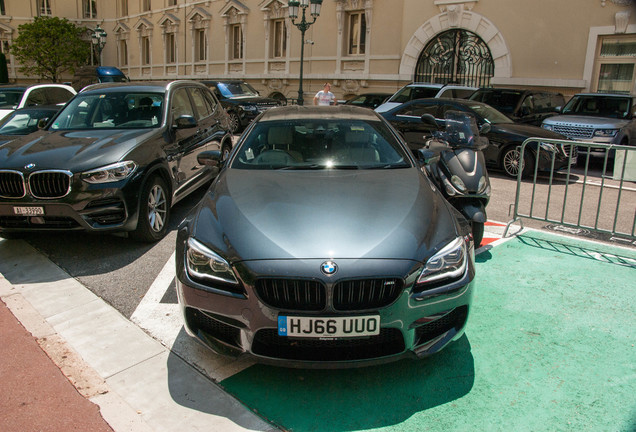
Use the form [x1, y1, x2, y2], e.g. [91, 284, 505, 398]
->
[278, 315, 380, 338]
[13, 206, 44, 216]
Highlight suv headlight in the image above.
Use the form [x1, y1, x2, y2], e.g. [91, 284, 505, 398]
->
[185, 237, 239, 285]
[417, 237, 467, 287]
[542, 124, 553, 131]
[81, 161, 137, 184]
[593, 129, 618, 138]
[539, 142, 556, 152]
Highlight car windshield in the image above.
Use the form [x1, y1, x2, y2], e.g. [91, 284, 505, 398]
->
[389, 86, 439, 103]
[465, 102, 513, 124]
[100, 76, 129, 83]
[217, 82, 259, 98]
[0, 89, 26, 109]
[49, 91, 164, 130]
[469, 90, 522, 114]
[561, 95, 631, 119]
[0, 109, 56, 135]
[232, 119, 412, 170]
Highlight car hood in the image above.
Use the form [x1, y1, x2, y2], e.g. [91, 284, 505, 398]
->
[492, 122, 566, 139]
[191, 168, 458, 262]
[0, 128, 157, 172]
[542, 115, 630, 129]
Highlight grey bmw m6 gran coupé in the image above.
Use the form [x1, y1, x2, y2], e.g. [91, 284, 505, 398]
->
[176, 105, 476, 367]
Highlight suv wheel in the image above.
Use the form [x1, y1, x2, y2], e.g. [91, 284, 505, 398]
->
[502, 147, 535, 178]
[228, 112, 240, 134]
[131, 176, 170, 242]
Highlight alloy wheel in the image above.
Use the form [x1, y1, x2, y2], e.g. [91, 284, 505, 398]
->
[147, 184, 167, 233]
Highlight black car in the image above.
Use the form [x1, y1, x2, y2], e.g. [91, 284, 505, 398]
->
[380, 98, 575, 178]
[0, 81, 233, 242]
[342, 92, 392, 109]
[469, 88, 565, 126]
[201, 80, 282, 134]
[0, 106, 61, 145]
[176, 105, 476, 367]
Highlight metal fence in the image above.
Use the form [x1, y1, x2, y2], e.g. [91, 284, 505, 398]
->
[504, 138, 636, 244]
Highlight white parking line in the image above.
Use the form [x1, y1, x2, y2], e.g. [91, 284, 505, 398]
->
[131, 252, 255, 382]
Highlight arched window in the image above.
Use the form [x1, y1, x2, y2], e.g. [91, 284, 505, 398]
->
[415, 29, 494, 87]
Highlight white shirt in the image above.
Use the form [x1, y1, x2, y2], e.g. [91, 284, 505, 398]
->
[315, 90, 335, 106]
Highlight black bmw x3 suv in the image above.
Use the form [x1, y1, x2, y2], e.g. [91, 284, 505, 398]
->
[0, 81, 233, 242]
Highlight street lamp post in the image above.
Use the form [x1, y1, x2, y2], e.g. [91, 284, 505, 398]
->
[91, 25, 107, 66]
[288, 0, 322, 105]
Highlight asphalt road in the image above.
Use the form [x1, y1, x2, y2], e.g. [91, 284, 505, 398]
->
[17, 160, 635, 319]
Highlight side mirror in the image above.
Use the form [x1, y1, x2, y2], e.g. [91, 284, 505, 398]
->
[479, 122, 491, 134]
[37, 118, 50, 129]
[197, 150, 223, 167]
[421, 113, 439, 128]
[417, 147, 438, 165]
[174, 115, 197, 129]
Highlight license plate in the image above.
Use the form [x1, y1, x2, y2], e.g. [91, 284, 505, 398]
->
[13, 206, 44, 216]
[278, 315, 380, 338]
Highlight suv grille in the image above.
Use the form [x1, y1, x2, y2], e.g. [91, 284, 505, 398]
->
[552, 125, 594, 139]
[333, 278, 403, 311]
[29, 171, 72, 199]
[0, 171, 25, 198]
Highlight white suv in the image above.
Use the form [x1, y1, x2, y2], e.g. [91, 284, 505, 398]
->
[374, 83, 477, 113]
[0, 83, 77, 122]
[542, 93, 636, 156]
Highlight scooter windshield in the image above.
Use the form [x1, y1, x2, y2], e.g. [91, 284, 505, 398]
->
[444, 111, 480, 148]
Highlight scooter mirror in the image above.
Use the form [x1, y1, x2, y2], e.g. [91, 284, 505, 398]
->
[421, 114, 439, 128]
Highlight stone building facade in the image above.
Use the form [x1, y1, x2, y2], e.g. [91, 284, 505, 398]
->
[0, 0, 635, 100]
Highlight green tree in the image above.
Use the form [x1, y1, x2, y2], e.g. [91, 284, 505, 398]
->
[10, 16, 91, 82]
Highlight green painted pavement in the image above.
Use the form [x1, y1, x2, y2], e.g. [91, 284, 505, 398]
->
[220, 231, 636, 432]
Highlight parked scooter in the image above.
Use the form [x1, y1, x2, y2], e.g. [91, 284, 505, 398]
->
[418, 111, 491, 247]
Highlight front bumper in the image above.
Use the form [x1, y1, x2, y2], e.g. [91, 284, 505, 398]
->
[176, 250, 476, 368]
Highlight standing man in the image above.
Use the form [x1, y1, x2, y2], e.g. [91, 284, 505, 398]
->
[313, 82, 335, 106]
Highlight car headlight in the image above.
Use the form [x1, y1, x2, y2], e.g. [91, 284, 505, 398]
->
[542, 124, 553, 131]
[539, 142, 556, 152]
[593, 129, 618, 138]
[185, 237, 239, 285]
[81, 161, 137, 184]
[417, 237, 467, 287]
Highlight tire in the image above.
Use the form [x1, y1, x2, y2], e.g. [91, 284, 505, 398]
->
[131, 176, 170, 243]
[221, 141, 232, 161]
[472, 222, 484, 248]
[228, 112, 241, 134]
[502, 146, 535, 179]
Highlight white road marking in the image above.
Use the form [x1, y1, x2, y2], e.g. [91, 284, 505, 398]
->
[131, 252, 255, 382]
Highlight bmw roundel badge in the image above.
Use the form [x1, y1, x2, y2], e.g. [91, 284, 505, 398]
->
[321, 261, 337, 275]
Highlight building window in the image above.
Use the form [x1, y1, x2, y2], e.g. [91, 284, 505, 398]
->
[83, 0, 97, 19]
[166, 33, 176, 63]
[0, 1, 5, 16]
[38, 0, 52, 16]
[595, 35, 636, 94]
[142, 36, 150, 64]
[231, 24, 243, 60]
[195, 29, 206, 62]
[119, 39, 128, 66]
[119, 0, 128, 16]
[272, 19, 286, 58]
[167, 0, 177, 6]
[347, 11, 366, 55]
[1, 41, 9, 63]
[141, 0, 151, 12]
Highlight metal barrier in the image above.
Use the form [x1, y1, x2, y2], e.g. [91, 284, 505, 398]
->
[504, 138, 636, 244]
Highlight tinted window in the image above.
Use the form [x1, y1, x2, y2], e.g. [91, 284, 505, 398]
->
[46, 88, 75, 104]
[232, 119, 412, 170]
[171, 88, 195, 119]
[397, 103, 438, 117]
[189, 87, 213, 120]
[469, 90, 522, 114]
[216, 82, 259, 98]
[562, 95, 631, 119]
[0, 90, 25, 109]
[389, 86, 439, 103]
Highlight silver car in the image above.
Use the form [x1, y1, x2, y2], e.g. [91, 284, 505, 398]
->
[176, 105, 476, 367]
[542, 93, 636, 156]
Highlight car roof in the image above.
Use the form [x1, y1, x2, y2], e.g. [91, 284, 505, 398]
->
[258, 105, 383, 122]
[0, 83, 74, 90]
[574, 93, 635, 98]
[80, 80, 205, 93]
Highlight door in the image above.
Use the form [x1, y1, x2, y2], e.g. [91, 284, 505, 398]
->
[415, 29, 494, 87]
